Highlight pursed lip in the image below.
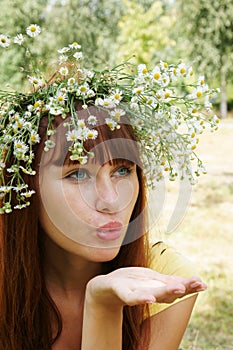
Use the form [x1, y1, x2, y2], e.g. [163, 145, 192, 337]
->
[96, 221, 123, 241]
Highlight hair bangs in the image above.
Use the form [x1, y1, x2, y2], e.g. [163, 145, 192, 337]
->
[43, 110, 142, 170]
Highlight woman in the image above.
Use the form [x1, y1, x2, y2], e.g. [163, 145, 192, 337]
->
[0, 108, 206, 350]
[0, 26, 218, 349]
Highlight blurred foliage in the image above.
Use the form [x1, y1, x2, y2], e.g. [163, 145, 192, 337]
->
[0, 0, 48, 89]
[116, 0, 176, 65]
[0, 0, 123, 89]
[44, 0, 124, 67]
[174, 0, 233, 79]
[174, 0, 233, 116]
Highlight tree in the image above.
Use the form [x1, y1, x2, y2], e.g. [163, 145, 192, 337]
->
[44, 0, 124, 68]
[174, 0, 233, 117]
[0, 0, 49, 90]
[0, 0, 124, 90]
[116, 0, 176, 66]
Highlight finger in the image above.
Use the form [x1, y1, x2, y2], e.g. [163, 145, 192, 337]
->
[182, 276, 207, 293]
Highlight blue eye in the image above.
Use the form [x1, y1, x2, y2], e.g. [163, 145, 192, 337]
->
[118, 167, 128, 175]
[114, 166, 132, 177]
[68, 168, 89, 181]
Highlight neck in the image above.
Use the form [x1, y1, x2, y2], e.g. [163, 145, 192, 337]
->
[41, 234, 102, 294]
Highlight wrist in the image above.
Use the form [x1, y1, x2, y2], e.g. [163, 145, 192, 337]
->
[85, 275, 124, 311]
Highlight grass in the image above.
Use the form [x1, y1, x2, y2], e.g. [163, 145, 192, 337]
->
[150, 118, 233, 349]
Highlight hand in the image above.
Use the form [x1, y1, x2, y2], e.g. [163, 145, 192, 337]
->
[85, 267, 207, 309]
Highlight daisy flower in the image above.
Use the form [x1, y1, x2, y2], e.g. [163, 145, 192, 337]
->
[110, 89, 123, 103]
[26, 24, 41, 37]
[28, 76, 43, 88]
[14, 140, 29, 156]
[20, 190, 36, 198]
[13, 34, 24, 45]
[151, 67, 162, 81]
[87, 115, 97, 125]
[73, 51, 83, 60]
[110, 109, 125, 119]
[66, 129, 82, 142]
[59, 55, 68, 64]
[57, 46, 70, 54]
[29, 130, 40, 144]
[56, 92, 67, 104]
[85, 129, 98, 140]
[105, 118, 118, 130]
[44, 140, 55, 151]
[177, 63, 187, 76]
[133, 86, 144, 95]
[59, 66, 69, 76]
[138, 64, 148, 75]
[0, 34, 10, 48]
[68, 77, 76, 85]
[69, 42, 81, 49]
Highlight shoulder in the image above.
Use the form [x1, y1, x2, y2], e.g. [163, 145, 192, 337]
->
[150, 241, 198, 278]
[149, 241, 198, 316]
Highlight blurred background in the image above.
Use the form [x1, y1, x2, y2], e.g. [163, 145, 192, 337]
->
[0, 1, 232, 348]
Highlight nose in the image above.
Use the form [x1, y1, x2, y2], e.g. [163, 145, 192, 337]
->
[95, 174, 120, 213]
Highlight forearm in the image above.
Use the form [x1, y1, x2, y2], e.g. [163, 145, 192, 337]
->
[81, 299, 123, 350]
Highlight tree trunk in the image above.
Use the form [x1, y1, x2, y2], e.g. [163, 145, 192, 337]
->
[220, 67, 228, 118]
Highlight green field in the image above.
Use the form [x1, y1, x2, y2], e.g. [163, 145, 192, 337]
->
[150, 119, 233, 349]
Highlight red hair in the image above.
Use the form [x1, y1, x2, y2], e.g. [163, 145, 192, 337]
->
[0, 104, 151, 349]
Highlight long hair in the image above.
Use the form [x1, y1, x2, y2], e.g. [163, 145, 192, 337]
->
[0, 104, 151, 349]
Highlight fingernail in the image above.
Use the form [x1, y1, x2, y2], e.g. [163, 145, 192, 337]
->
[174, 289, 185, 294]
[196, 287, 207, 292]
[190, 282, 201, 288]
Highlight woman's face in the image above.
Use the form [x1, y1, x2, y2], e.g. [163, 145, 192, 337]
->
[39, 157, 139, 261]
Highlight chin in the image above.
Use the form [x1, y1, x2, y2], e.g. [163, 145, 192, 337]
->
[87, 245, 121, 262]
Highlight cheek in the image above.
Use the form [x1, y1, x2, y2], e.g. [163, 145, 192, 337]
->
[116, 176, 139, 213]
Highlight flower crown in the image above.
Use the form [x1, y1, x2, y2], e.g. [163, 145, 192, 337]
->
[0, 24, 219, 214]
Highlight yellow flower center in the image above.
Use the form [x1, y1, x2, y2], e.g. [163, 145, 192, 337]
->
[180, 67, 186, 74]
[196, 91, 202, 98]
[114, 93, 121, 100]
[34, 101, 40, 108]
[30, 26, 36, 33]
[153, 73, 160, 80]
[142, 68, 148, 74]
[1, 38, 6, 43]
[164, 92, 170, 99]
[70, 134, 77, 140]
